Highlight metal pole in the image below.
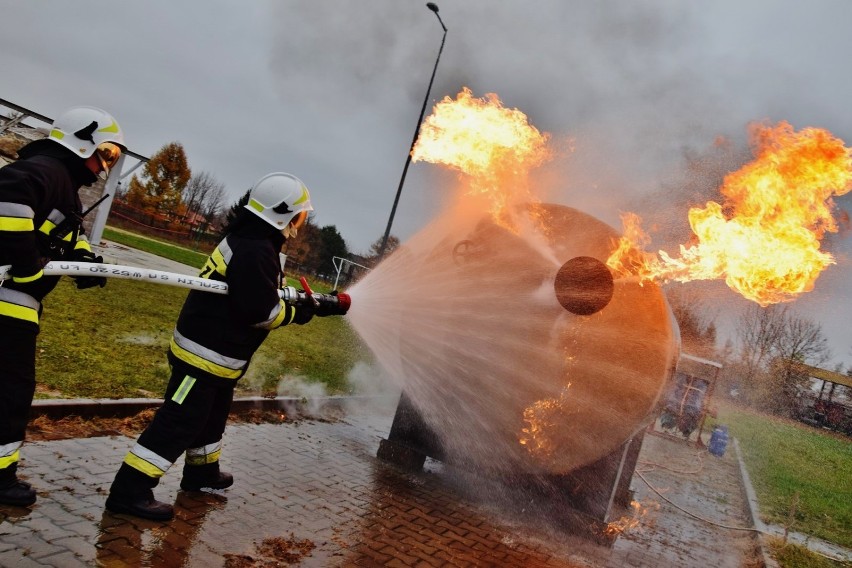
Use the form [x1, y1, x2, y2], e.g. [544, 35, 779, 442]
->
[377, 3, 448, 259]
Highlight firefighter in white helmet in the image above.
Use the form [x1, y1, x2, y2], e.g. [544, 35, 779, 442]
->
[0, 106, 124, 507]
[106, 172, 326, 520]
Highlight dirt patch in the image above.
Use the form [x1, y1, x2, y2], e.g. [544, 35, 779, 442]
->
[26, 408, 330, 442]
[27, 409, 159, 441]
[223, 534, 316, 567]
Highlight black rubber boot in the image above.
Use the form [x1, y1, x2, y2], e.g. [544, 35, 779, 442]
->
[105, 489, 174, 521]
[0, 479, 36, 507]
[180, 462, 234, 491]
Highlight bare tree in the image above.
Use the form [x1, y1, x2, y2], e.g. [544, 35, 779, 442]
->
[736, 304, 787, 384]
[182, 171, 225, 223]
[199, 182, 226, 220]
[736, 305, 831, 414]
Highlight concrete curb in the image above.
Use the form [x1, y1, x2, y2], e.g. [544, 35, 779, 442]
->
[733, 437, 780, 568]
[31, 394, 391, 420]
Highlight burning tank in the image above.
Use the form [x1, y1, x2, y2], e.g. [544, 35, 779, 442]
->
[368, 201, 679, 484]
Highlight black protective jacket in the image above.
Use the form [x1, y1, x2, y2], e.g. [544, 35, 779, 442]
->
[0, 140, 97, 330]
[168, 220, 301, 381]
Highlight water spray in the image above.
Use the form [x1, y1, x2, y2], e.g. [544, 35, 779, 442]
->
[0, 261, 351, 315]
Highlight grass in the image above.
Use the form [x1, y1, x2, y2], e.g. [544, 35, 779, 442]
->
[103, 226, 209, 268]
[709, 401, 852, 550]
[35, 226, 372, 399]
[768, 538, 850, 568]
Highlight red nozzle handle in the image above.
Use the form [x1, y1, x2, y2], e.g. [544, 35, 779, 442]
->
[299, 276, 314, 297]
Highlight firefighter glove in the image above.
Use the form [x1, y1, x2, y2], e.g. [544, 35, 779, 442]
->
[291, 304, 314, 325]
[72, 249, 107, 289]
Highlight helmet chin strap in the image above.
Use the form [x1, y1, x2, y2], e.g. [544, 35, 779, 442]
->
[282, 223, 298, 239]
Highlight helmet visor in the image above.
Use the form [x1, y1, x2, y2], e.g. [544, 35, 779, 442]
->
[95, 142, 122, 176]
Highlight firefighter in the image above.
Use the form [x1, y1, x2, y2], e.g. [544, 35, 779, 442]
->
[0, 106, 124, 507]
[106, 172, 322, 521]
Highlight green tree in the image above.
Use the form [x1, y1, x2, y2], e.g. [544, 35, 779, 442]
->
[136, 141, 191, 215]
[315, 225, 348, 279]
[365, 234, 400, 265]
[222, 189, 251, 234]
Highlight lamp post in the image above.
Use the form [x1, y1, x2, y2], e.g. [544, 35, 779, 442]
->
[377, 2, 448, 259]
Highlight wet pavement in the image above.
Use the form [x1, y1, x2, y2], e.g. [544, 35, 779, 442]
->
[0, 398, 764, 567]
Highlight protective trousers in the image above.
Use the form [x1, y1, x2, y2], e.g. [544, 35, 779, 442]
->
[0, 324, 38, 486]
[109, 364, 235, 498]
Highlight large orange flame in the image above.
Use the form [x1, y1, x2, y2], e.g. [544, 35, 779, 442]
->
[412, 87, 552, 230]
[607, 122, 852, 305]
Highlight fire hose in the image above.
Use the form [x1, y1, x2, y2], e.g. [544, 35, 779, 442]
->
[0, 261, 351, 315]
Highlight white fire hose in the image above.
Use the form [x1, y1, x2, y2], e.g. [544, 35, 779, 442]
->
[0, 262, 351, 312]
[0, 261, 229, 294]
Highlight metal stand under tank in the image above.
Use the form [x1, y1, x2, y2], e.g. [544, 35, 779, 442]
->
[377, 392, 644, 545]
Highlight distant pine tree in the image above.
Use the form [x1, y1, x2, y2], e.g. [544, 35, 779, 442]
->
[222, 189, 251, 235]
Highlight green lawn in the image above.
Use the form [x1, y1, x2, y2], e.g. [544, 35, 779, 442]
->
[103, 226, 209, 268]
[711, 402, 852, 550]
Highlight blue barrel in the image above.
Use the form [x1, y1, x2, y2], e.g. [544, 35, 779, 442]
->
[708, 425, 729, 457]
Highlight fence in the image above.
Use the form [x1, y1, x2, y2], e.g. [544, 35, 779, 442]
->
[109, 200, 220, 250]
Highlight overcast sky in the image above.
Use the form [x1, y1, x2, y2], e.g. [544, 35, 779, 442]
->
[2, 0, 851, 367]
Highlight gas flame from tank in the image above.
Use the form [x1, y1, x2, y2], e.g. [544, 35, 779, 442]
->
[411, 87, 552, 232]
[607, 122, 852, 305]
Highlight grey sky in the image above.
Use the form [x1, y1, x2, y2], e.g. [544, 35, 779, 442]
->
[2, 0, 851, 367]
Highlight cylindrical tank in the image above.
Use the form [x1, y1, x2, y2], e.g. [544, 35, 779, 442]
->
[370, 203, 679, 476]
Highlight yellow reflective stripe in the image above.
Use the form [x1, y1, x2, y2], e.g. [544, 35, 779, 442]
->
[270, 301, 288, 328]
[123, 443, 172, 478]
[124, 453, 166, 478]
[248, 198, 264, 212]
[0, 301, 38, 324]
[169, 339, 242, 379]
[185, 448, 221, 466]
[0, 449, 20, 469]
[293, 186, 309, 205]
[171, 375, 196, 404]
[74, 240, 92, 252]
[12, 269, 43, 283]
[186, 442, 223, 465]
[255, 300, 287, 330]
[0, 217, 34, 232]
[97, 120, 120, 134]
[38, 219, 57, 235]
[49, 129, 65, 140]
[199, 247, 228, 279]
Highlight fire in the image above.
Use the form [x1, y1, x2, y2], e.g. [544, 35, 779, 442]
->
[412, 87, 552, 230]
[604, 499, 660, 536]
[519, 385, 571, 459]
[607, 122, 852, 305]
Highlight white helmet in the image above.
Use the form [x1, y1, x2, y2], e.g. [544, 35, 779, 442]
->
[245, 172, 313, 232]
[48, 106, 125, 159]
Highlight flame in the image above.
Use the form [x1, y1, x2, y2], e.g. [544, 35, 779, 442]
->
[412, 87, 552, 231]
[604, 499, 660, 536]
[519, 385, 571, 458]
[607, 122, 852, 305]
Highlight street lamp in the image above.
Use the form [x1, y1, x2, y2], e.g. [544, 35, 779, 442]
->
[377, 2, 448, 259]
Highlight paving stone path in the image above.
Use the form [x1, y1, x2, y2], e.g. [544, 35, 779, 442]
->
[0, 400, 765, 567]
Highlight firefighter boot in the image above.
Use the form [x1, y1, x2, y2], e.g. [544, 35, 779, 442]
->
[180, 462, 233, 492]
[105, 489, 174, 521]
[0, 479, 36, 507]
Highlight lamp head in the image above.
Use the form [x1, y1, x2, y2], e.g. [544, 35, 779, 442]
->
[426, 2, 439, 13]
